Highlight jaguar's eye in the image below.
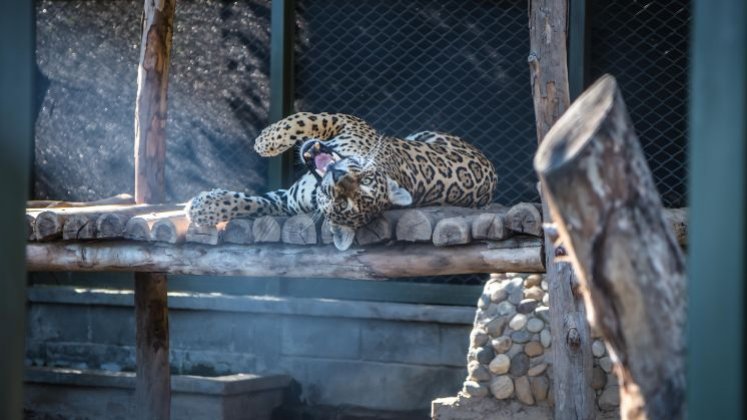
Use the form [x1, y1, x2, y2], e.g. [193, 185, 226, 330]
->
[338, 200, 348, 210]
[361, 176, 374, 186]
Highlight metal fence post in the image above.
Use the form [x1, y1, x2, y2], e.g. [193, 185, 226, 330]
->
[687, 0, 746, 418]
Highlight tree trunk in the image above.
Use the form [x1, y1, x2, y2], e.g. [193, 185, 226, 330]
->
[528, 0, 595, 418]
[132, 0, 176, 418]
[534, 75, 686, 420]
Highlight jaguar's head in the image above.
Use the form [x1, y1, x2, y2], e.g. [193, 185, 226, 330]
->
[301, 140, 412, 250]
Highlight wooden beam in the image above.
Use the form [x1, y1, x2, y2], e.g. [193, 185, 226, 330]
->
[535, 75, 687, 419]
[26, 238, 544, 280]
[132, 0, 176, 418]
[528, 0, 595, 417]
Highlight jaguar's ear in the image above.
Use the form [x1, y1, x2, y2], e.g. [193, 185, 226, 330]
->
[331, 223, 356, 251]
[387, 178, 413, 207]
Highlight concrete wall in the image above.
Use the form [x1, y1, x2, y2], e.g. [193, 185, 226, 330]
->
[26, 285, 473, 413]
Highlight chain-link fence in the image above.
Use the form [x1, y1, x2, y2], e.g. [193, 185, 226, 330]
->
[589, 0, 691, 208]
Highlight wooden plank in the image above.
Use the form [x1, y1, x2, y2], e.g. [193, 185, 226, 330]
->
[27, 193, 135, 209]
[528, 0, 595, 417]
[535, 75, 687, 419]
[26, 238, 545, 279]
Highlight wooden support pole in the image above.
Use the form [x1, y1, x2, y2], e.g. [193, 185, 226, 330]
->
[534, 75, 687, 419]
[133, 0, 176, 418]
[528, 0, 595, 418]
[135, 272, 170, 420]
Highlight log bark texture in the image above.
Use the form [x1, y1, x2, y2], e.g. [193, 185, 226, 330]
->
[528, 1, 595, 418]
[26, 238, 544, 279]
[534, 75, 686, 420]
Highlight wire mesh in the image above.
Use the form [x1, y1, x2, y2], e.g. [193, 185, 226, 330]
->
[589, 0, 691, 208]
[294, 0, 537, 285]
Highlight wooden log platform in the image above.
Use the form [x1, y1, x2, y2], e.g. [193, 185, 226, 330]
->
[25, 202, 688, 249]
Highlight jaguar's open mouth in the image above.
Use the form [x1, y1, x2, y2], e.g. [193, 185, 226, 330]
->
[302, 141, 342, 179]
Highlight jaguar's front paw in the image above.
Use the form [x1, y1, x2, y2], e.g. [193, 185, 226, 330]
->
[185, 189, 232, 226]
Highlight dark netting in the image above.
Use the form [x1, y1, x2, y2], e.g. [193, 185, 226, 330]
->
[294, 0, 535, 285]
[589, 0, 691, 208]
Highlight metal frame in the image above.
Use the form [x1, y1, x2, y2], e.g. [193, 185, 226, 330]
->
[267, 0, 297, 190]
[687, 0, 746, 418]
[568, 0, 589, 100]
[0, 0, 33, 418]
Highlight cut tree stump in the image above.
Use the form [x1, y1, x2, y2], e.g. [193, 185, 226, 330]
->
[223, 219, 255, 245]
[534, 75, 686, 420]
[281, 214, 317, 245]
[253, 216, 286, 243]
[505, 202, 542, 236]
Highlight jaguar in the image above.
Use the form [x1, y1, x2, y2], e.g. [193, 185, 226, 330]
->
[187, 112, 498, 250]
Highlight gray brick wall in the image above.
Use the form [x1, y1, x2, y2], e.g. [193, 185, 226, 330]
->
[26, 286, 474, 412]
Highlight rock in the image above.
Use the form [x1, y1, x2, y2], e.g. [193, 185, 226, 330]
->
[592, 340, 606, 357]
[525, 274, 543, 288]
[530, 376, 549, 401]
[488, 354, 511, 375]
[541, 280, 549, 291]
[485, 316, 509, 338]
[489, 375, 514, 399]
[599, 356, 613, 373]
[524, 286, 544, 301]
[508, 288, 524, 305]
[509, 353, 529, 376]
[509, 314, 528, 330]
[475, 346, 495, 365]
[477, 293, 491, 309]
[470, 329, 489, 347]
[598, 386, 621, 410]
[514, 376, 534, 405]
[527, 363, 547, 377]
[463, 381, 489, 398]
[491, 336, 512, 353]
[506, 276, 524, 292]
[506, 343, 523, 358]
[524, 341, 544, 357]
[535, 306, 550, 323]
[468, 361, 491, 382]
[527, 318, 544, 333]
[517, 299, 539, 314]
[591, 366, 607, 389]
[540, 329, 552, 348]
[496, 301, 516, 317]
[542, 293, 549, 306]
[490, 285, 508, 303]
[511, 330, 531, 344]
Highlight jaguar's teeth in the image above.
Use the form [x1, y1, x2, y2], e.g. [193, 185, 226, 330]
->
[303, 152, 312, 160]
[313, 142, 321, 151]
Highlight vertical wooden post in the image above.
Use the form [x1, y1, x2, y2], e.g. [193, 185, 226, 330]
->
[133, 0, 176, 419]
[688, 0, 746, 418]
[0, 1, 33, 418]
[528, 1, 595, 418]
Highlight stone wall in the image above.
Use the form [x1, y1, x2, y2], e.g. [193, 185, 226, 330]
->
[35, 0, 269, 202]
[433, 273, 620, 419]
[25, 285, 472, 417]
